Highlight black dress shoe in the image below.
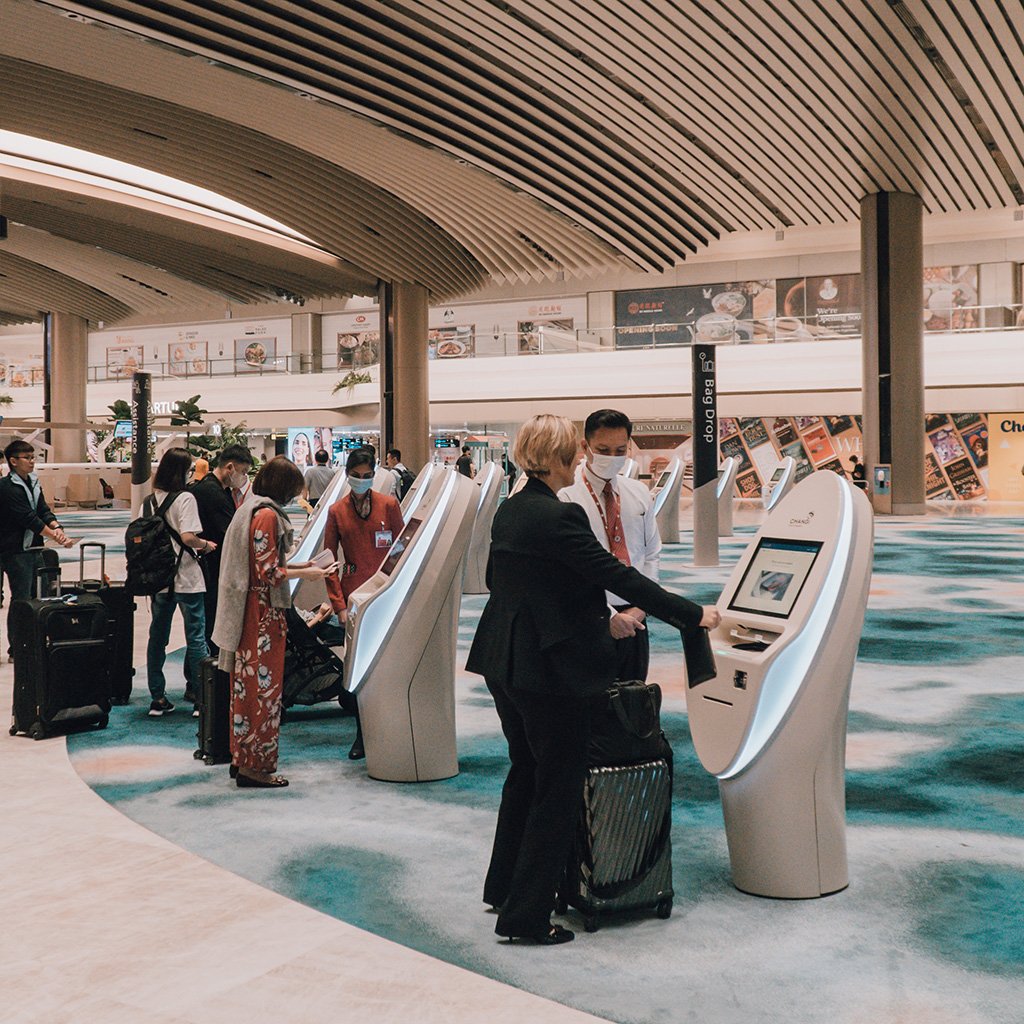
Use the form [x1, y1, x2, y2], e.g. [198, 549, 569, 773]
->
[496, 923, 575, 945]
[229, 764, 239, 778]
[236, 773, 289, 788]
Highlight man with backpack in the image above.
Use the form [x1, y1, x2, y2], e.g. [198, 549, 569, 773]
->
[385, 448, 415, 501]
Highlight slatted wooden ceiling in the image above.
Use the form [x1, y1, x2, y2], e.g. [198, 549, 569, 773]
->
[3, 0, 1024, 326]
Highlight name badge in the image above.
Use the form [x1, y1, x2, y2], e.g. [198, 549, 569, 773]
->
[375, 530, 393, 549]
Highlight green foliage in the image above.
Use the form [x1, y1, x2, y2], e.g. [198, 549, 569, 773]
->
[107, 399, 131, 421]
[0, 393, 13, 406]
[170, 394, 207, 428]
[187, 419, 251, 463]
[332, 371, 373, 395]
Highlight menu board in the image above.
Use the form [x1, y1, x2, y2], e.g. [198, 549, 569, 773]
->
[234, 337, 277, 373]
[337, 330, 379, 369]
[168, 340, 208, 375]
[106, 345, 144, 380]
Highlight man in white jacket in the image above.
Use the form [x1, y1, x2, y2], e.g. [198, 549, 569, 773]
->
[558, 408, 660, 682]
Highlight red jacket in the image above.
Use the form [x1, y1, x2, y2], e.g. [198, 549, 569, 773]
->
[323, 490, 405, 612]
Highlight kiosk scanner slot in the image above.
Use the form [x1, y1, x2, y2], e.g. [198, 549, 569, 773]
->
[651, 457, 683, 544]
[762, 456, 797, 512]
[685, 470, 873, 899]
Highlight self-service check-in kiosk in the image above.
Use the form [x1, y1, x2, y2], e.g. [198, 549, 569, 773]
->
[652, 457, 683, 544]
[343, 467, 478, 782]
[462, 461, 503, 594]
[290, 467, 348, 611]
[622, 457, 640, 480]
[762, 456, 797, 512]
[717, 455, 740, 537]
[685, 471, 873, 898]
[401, 462, 441, 520]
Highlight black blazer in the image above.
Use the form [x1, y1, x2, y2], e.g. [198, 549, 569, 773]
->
[466, 477, 703, 698]
[0, 473, 57, 557]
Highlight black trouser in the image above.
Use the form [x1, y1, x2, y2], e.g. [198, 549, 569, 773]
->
[183, 565, 219, 686]
[612, 606, 650, 682]
[484, 676, 592, 935]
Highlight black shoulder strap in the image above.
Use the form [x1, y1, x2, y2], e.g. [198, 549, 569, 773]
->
[151, 491, 198, 563]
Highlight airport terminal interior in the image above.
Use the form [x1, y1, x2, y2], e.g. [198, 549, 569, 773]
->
[2, 2, 1024, 1022]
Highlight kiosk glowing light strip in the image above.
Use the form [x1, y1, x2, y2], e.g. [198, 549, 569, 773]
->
[720, 482, 854, 779]
[346, 471, 457, 693]
[288, 468, 348, 595]
[727, 538, 823, 620]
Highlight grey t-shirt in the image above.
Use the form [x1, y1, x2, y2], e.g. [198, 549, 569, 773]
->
[304, 465, 335, 500]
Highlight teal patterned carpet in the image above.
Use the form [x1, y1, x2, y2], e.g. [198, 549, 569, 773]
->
[65, 512, 1024, 1024]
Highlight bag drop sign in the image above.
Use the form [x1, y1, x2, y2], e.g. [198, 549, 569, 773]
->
[691, 344, 718, 489]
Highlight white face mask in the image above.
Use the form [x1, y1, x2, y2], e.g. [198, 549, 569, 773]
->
[588, 452, 627, 479]
[348, 475, 374, 495]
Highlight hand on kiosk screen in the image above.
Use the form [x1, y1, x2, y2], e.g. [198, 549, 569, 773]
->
[380, 518, 422, 576]
[728, 538, 822, 619]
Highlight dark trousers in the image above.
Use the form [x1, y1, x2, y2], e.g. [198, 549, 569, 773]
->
[184, 567, 220, 686]
[3, 549, 45, 654]
[484, 676, 592, 935]
[613, 616, 650, 682]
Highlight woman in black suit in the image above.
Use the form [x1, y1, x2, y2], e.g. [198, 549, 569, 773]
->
[467, 414, 719, 946]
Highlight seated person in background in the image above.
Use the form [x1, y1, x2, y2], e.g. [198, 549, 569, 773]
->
[304, 448, 335, 507]
[559, 408, 660, 683]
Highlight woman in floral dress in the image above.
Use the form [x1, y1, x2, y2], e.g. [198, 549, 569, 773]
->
[214, 456, 335, 789]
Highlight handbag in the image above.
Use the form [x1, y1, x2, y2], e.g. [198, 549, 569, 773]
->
[588, 680, 667, 767]
[682, 625, 717, 687]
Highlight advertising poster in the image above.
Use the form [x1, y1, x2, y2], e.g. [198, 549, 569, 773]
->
[287, 428, 316, 469]
[234, 336, 276, 373]
[516, 317, 573, 355]
[960, 421, 988, 468]
[749, 439, 782, 483]
[777, 274, 860, 338]
[928, 427, 965, 465]
[925, 413, 951, 433]
[952, 412, 983, 432]
[923, 266, 978, 332]
[817, 457, 846, 477]
[740, 417, 769, 448]
[802, 424, 837, 465]
[988, 414, 1024, 500]
[944, 457, 984, 499]
[168, 339, 208, 375]
[429, 325, 475, 359]
[736, 470, 761, 499]
[106, 344, 144, 380]
[770, 416, 798, 448]
[823, 415, 854, 436]
[924, 452, 947, 497]
[337, 331, 378, 369]
[719, 417, 739, 441]
[720, 433, 751, 473]
[780, 439, 814, 481]
[795, 415, 820, 432]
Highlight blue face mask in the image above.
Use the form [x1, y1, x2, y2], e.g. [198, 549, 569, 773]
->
[348, 475, 374, 495]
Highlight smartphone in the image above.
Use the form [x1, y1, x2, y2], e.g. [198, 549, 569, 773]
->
[312, 549, 337, 569]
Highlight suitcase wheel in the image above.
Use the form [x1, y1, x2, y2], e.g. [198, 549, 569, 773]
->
[583, 914, 600, 933]
[656, 898, 673, 920]
[96, 714, 109, 730]
[29, 722, 47, 741]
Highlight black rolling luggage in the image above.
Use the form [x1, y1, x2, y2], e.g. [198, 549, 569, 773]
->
[61, 542, 136, 704]
[9, 564, 112, 740]
[282, 607, 350, 710]
[194, 655, 231, 765]
[558, 759, 674, 932]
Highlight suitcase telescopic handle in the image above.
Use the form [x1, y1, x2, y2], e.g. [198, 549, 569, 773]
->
[79, 541, 106, 583]
[34, 564, 62, 600]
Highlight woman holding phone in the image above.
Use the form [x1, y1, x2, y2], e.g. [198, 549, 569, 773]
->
[213, 456, 337, 788]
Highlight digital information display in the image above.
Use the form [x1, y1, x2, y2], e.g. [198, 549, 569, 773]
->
[727, 538, 823, 619]
[113, 420, 133, 439]
[380, 517, 422, 576]
[769, 467, 785, 483]
[656, 470, 672, 488]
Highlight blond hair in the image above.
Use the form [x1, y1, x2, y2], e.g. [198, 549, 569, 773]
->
[513, 414, 579, 478]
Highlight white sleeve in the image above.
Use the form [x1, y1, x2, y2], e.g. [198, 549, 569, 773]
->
[641, 496, 661, 582]
[167, 491, 203, 536]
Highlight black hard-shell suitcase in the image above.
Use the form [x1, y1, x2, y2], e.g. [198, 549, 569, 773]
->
[9, 565, 112, 740]
[194, 655, 231, 765]
[61, 542, 135, 704]
[557, 759, 674, 931]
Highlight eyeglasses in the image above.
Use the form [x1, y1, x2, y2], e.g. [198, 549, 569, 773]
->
[12, 454, 35, 461]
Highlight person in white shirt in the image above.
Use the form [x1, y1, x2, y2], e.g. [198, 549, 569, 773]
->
[357, 444, 396, 498]
[146, 447, 217, 717]
[559, 409, 660, 681]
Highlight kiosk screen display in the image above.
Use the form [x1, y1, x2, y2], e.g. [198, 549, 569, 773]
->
[769, 468, 785, 483]
[656, 471, 672, 489]
[727, 538, 823, 619]
[113, 420, 132, 439]
[380, 517, 422, 576]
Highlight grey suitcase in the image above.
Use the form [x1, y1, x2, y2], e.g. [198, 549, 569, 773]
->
[557, 759, 674, 931]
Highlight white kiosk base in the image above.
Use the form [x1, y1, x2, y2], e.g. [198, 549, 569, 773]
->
[686, 471, 873, 898]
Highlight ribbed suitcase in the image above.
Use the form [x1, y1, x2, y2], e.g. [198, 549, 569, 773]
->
[61, 543, 135, 704]
[557, 759, 674, 932]
[194, 656, 231, 765]
[9, 566, 111, 740]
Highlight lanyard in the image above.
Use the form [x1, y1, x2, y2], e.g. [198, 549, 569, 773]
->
[582, 473, 622, 549]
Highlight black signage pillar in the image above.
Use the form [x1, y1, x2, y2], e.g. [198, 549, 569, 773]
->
[131, 372, 152, 516]
[692, 344, 719, 566]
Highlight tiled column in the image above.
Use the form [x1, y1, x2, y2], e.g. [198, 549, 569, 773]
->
[43, 312, 88, 462]
[380, 281, 429, 471]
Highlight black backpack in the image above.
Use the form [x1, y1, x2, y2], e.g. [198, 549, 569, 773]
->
[395, 467, 415, 500]
[124, 492, 192, 596]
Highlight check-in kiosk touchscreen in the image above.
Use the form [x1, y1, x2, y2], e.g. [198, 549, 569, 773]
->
[655, 471, 672, 489]
[379, 518, 422, 576]
[769, 468, 785, 484]
[727, 538, 822, 619]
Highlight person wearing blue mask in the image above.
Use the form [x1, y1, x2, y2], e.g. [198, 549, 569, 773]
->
[322, 448, 404, 759]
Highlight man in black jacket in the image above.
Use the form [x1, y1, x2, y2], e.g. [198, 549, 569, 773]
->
[0, 441, 72, 655]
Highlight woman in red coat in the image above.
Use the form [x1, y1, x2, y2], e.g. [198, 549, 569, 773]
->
[322, 448, 404, 758]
